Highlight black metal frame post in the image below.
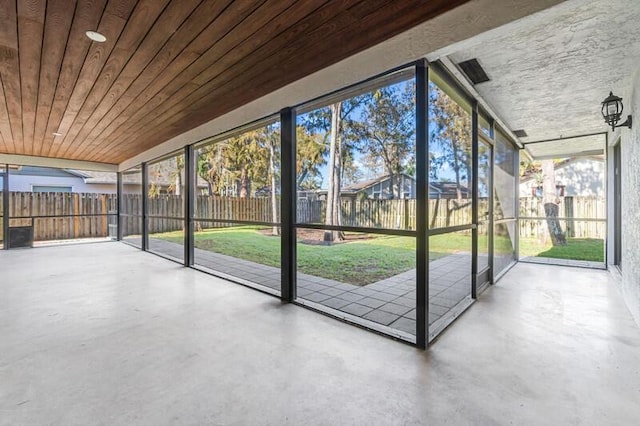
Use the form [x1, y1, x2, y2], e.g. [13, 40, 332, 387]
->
[514, 148, 520, 261]
[141, 162, 149, 251]
[280, 107, 296, 302]
[2, 164, 8, 249]
[471, 101, 479, 298]
[489, 121, 495, 282]
[415, 60, 429, 349]
[184, 145, 195, 266]
[117, 171, 123, 241]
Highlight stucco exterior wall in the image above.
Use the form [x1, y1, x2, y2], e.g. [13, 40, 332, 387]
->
[520, 159, 604, 197]
[610, 67, 640, 327]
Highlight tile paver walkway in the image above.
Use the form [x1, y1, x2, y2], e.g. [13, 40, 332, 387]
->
[138, 237, 474, 337]
[519, 256, 605, 269]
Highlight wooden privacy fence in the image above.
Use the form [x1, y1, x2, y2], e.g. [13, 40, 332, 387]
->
[123, 196, 472, 233]
[297, 198, 472, 230]
[3, 192, 607, 241]
[6, 192, 117, 241]
[519, 196, 606, 239]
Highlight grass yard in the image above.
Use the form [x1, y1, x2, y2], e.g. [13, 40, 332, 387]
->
[151, 226, 604, 286]
[154, 226, 469, 286]
[519, 237, 604, 262]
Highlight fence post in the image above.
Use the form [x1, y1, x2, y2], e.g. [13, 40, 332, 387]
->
[73, 193, 80, 238]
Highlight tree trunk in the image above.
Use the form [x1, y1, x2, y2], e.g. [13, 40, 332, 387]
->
[541, 159, 566, 246]
[239, 168, 248, 198]
[324, 102, 344, 242]
[269, 141, 279, 236]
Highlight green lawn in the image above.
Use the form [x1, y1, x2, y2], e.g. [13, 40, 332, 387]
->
[519, 238, 604, 262]
[152, 227, 604, 286]
[155, 226, 464, 285]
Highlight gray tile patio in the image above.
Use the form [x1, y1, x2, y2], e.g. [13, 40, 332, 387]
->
[139, 237, 474, 337]
[519, 256, 606, 269]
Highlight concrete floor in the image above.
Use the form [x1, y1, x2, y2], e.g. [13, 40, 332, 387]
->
[143, 237, 474, 337]
[1, 242, 639, 425]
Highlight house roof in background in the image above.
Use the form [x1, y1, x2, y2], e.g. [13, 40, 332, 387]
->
[342, 173, 416, 193]
[429, 182, 470, 195]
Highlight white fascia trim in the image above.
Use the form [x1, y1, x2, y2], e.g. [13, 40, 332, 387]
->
[0, 154, 117, 172]
[119, 0, 564, 171]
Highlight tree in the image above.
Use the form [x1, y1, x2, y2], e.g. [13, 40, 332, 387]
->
[195, 125, 280, 234]
[296, 126, 326, 190]
[352, 82, 415, 198]
[197, 144, 226, 196]
[262, 125, 280, 236]
[324, 102, 343, 242]
[541, 159, 567, 245]
[300, 96, 368, 242]
[429, 83, 472, 202]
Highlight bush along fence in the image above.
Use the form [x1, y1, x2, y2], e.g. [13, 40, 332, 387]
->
[3, 192, 606, 242]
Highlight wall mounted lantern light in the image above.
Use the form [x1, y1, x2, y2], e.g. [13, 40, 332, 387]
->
[601, 91, 632, 131]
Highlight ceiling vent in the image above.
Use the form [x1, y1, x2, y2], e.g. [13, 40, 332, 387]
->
[457, 58, 490, 84]
[513, 129, 528, 138]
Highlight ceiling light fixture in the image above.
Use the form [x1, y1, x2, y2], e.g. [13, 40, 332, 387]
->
[52, 132, 63, 137]
[601, 91, 632, 131]
[85, 30, 107, 43]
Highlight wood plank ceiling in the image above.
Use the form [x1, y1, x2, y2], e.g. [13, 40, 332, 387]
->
[0, 0, 469, 164]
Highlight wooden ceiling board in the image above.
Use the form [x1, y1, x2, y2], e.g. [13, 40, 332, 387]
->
[33, 0, 76, 155]
[0, 0, 22, 152]
[45, 2, 133, 156]
[88, 0, 350, 161]
[17, 0, 45, 156]
[111, 0, 455, 160]
[56, 0, 202, 159]
[40, 0, 108, 157]
[0, 75, 12, 153]
[49, 0, 166, 158]
[69, 0, 235, 160]
[0, 0, 469, 164]
[85, 0, 277, 161]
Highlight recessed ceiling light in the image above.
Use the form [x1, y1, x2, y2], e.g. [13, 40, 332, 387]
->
[86, 31, 106, 43]
[53, 132, 63, 137]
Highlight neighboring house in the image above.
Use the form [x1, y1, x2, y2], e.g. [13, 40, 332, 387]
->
[316, 173, 472, 201]
[8, 166, 119, 194]
[519, 157, 604, 197]
[429, 182, 471, 199]
[318, 173, 417, 200]
[7, 166, 212, 195]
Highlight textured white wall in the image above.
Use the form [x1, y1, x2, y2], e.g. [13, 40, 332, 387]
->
[610, 67, 640, 327]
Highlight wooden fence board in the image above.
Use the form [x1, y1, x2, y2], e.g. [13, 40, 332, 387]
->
[4, 192, 606, 241]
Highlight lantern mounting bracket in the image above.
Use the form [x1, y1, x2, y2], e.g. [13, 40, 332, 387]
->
[612, 115, 632, 131]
